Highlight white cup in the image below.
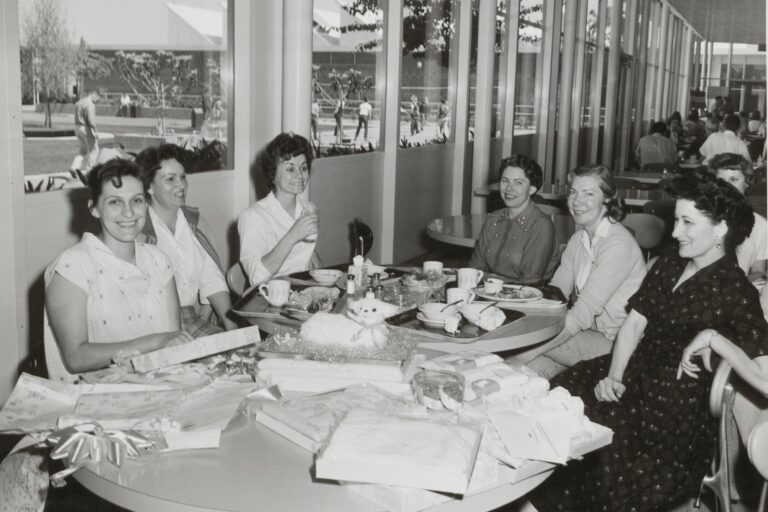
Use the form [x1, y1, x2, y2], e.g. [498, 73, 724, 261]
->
[484, 278, 504, 295]
[457, 268, 484, 289]
[446, 287, 475, 306]
[259, 280, 291, 307]
[301, 202, 319, 243]
[422, 261, 444, 274]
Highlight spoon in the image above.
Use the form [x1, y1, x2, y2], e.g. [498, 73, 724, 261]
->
[441, 299, 463, 312]
[478, 301, 498, 314]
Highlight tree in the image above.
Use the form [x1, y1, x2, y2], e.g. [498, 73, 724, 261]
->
[112, 50, 199, 108]
[22, 0, 77, 127]
[74, 38, 111, 100]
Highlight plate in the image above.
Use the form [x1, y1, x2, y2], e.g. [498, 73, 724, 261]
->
[416, 312, 446, 328]
[474, 285, 543, 303]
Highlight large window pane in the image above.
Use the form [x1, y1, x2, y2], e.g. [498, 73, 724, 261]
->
[399, 0, 459, 147]
[311, 0, 384, 157]
[20, 0, 233, 193]
[513, 0, 543, 143]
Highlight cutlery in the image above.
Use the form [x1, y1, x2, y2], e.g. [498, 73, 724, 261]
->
[479, 301, 498, 314]
[279, 311, 303, 322]
[440, 299, 463, 312]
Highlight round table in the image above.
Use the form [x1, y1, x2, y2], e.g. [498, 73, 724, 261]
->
[426, 214, 487, 248]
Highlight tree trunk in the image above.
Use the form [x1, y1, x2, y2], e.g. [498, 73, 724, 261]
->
[44, 86, 52, 128]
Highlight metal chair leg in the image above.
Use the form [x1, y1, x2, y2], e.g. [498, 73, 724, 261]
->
[696, 384, 736, 512]
[758, 481, 767, 512]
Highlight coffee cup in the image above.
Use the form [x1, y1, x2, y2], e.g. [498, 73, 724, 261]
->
[423, 261, 444, 274]
[259, 279, 291, 307]
[447, 287, 475, 306]
[457, 268, 484, 289]
[484, 278, 504, 295]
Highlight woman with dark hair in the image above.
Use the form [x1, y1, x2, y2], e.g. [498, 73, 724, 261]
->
[667, 111, 683, 145]
[513, 165, 646, 378]
[527, 170, 767, 512]
[135, 144, 237, 335]
[707, 152, 767, 279]
[45, 159, 192, 376]
[469, 154, 558, 283]
[238, 133, 320, 286]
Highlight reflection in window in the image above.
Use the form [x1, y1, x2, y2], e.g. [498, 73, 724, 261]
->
[311, 0, 384, 158]
[19, 0, 233, 193]
[513, 0, 543, 146]
[399, 0, 459, 148]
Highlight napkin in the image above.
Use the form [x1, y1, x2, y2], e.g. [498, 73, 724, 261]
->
[487, 410, 573, 464]
[460, 305, 506, 331]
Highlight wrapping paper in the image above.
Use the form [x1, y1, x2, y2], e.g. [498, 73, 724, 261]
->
[420, 350, 503, 372]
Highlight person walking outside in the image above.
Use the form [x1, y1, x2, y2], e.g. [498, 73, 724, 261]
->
[355, 97, 372, 141]
[73, 91, 100, 173]
[333, 98, 345, 144]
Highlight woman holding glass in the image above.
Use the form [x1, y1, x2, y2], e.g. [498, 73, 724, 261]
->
[238, 133, 320, 286]
[527, 170, 767, 512]
[514, 165, 647, 379]
[45, 159, 192, 376]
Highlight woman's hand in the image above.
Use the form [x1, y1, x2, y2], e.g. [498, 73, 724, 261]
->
[287, 211, 318, 244]
[594, 376, 626, 402]
[677, 329, 715, 380]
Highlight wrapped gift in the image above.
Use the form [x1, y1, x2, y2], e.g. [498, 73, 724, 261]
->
[316, 409, 483, 494]
[420, 350, 503, 372]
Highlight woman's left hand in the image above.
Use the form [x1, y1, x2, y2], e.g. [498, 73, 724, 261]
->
[677, 329, 715, 380]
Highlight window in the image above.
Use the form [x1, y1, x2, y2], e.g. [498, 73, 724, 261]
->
[19, 0, 234, 193]
[513, 0, 544, 146]
[311, 0, 384, 157]
[399, 0, 459, 148]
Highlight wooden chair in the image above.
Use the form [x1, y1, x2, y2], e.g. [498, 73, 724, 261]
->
[226, 262, 248, 297]
[621, 213, 666, 261]
[747, 419, 768, 511]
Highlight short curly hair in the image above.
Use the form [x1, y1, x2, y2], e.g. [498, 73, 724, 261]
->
[134, 144, 191, 189]
[258, 133, 314, 190]
[706, 153, 755, 194]
[566, 164, 626, 222]
[664, 169, 754, 251]
[87, 158, 147, 203]
[496, 154, 543, 191]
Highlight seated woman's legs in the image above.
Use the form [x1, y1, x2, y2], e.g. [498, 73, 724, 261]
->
[525, 329, 613, 379]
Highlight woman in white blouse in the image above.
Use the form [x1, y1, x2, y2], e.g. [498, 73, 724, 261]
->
[45, 159, 192, 374]
[135, 144, 237, 333]
[238, 133, 320, 286]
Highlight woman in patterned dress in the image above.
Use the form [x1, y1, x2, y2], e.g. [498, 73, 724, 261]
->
[45, 159, 192, 374]
[529, 170, 768, 512]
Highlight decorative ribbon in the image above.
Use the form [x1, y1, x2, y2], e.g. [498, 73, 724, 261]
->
[43, 423, 162, 487]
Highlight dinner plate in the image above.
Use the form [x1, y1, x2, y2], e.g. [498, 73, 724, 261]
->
[474, 284, 543, 303]
[416, 312, 446, 328]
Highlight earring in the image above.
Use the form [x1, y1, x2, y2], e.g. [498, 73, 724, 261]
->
[716, 237, 723, 249]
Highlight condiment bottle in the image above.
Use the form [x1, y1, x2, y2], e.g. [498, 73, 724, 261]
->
[374, 285, 384, 300]
[371, 273, 381, 289]
[346, 274, 356, 296]
[365, 290, 375, 300]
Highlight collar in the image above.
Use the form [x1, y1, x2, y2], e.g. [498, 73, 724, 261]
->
[506, 200, 536, 222]
[579, 217, 612, 253]
[82, 232, 139, 260]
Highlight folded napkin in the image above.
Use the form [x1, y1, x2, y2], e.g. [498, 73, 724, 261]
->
[460, 304, 506, 331]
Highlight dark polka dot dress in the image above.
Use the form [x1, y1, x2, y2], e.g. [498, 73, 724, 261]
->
[530, 250, 768, 512]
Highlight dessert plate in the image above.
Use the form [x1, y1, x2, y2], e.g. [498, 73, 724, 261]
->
[474, 285, 543, 303]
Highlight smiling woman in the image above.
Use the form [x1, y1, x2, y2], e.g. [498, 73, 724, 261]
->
[44, 159, 193, 376]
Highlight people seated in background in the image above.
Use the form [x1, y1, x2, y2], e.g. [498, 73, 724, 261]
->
[469, 154, 558, 284]
[681, 120, 706, 159]
[528, 169, 767, 512]
[45, 159, 192, 374]
[634, 121, 678, 168]
[748, 111, 763, 133]
[706, 153, 767, 280]
[238, 133, 320, 287]
[700, 113, 751, 163]
[135, 144, 237, 335]
[511, 165, 646, 379]
[667, 111, 683, 145]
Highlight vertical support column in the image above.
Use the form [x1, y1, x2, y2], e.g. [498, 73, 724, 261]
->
[618, 0, 638, 173]
[282, 0, 312, 136]
[377, 0, 403, 263]
[653, 1, 669, 121]
[0, 0, 27, 402]
[725, 42, 733, 90]
[701, 38, 709, 91]
[501, 0, 520, 157]
[568, 0, 589, 172]
[537, 0, 563, 182]
[469, 0, 498, 214]
[588, 0, 607, 163]
[554, 0, 578, 180]
[449, 0, 472, 215]
[601, 0, 622, 167]
[644, 0, 659, 129]
[633, 0, 651, 150]
[679, 26, 692, 114]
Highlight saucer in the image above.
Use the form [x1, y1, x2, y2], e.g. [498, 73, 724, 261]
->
[416, 312, 446, 328]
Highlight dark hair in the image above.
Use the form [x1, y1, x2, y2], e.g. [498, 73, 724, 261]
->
[497, 154, 543, 191]
[134, 144, 190, 189]
[87, 158, 147, 203]
[706, 153, 755, 194]
[665, 169, 754, 251]
[750, 111, 761, 121]
[668, 111, 682, 123]
[723, 114, 741, 132]
[687, 110, 700, 122]
[566, 164, 626, 222]
[650, 121, 667, 135]
[258, 132, 313, 190]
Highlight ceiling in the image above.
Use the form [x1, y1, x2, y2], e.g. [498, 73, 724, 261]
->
[668, 0, 766, 45]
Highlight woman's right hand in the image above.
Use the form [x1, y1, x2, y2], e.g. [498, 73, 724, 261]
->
[288, 211, 319, 244]
[594, 376, 626, 402]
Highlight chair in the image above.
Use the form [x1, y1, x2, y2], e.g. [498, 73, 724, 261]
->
[536, 203, 576, 246]
[695, 361, 736, 512]
[747, 419, 768, 511]
[640, 162, 677, 174]
[350, 218, 374, 259]
[621, 213, 666, 261]
[614, 176, 658, 191]
[226, 262, 248, 297]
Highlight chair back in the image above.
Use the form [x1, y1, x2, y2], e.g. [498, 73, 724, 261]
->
[536, 204, 576, 246]
[226, 262, 248, 297]
[640, 162, 676, 174]
[350, 218, 374, 258]
[748, 420, 768, 480]
[43, 310, 79, 384]
[614, 176, 658, 191]
[621, 213, 666, 252]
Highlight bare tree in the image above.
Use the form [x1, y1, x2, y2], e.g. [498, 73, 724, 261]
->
[112, 50, 199, 107]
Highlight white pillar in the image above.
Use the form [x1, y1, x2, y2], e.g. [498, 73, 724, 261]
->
[654, 2, 669, 121]
[679, 26, 693, 114]
[537, 0, 562, 182]
[501, 0, 520, 157]
[726, 42, 734, 90]
[600, 0, 622, 167]
[567, 0, 588, 173]
[450, 0, 473, 214]
[282, 0, 312, 136]
[555, 0, 579, 179]
[588, 0, 607, 163]
[470, 0, 498, 214]
[633, 0, 651, 149]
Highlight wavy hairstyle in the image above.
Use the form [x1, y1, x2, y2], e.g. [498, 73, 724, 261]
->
[496, 154, 543, 192]
[566, 164, 626, 222]
[134, 144, 191, 189]
[664, 169, 754, 251]
[706, 153, 756, 194]
[87, 158, 147, 203]
[257, 132, 314, 190]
